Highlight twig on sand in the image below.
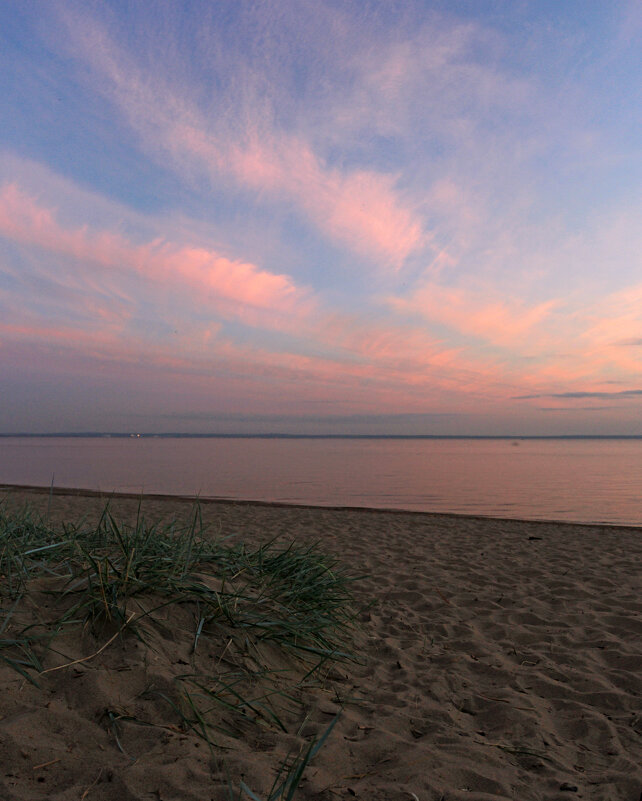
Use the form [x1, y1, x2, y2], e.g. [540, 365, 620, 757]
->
[80, 768, 103, 800]
[41, 612, 136, 674]
[433, 587, 451, 605]
[475, 740, 553, 762]
[32, 758, 60, 770]
[478, 693, 536, 712]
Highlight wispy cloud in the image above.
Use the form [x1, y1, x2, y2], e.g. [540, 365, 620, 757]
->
[516, 390, 642, 400]
[388, 280, 559, 348]
[153, 411, 457, 425]
[58, 8, 424, 267]
[0, 177, 521, 413]
[2, 161, 530, 403]
[0, 182, 313, 328]
[539, 406, 617, 412]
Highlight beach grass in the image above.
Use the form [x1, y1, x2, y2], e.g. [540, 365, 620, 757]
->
[0, 499, 357, 797]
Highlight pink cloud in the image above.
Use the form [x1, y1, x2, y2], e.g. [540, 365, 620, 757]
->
[389, 281, 559, 348]
[0, 182, 503, 399]
[582, 284, 642, 346]
[578, 283, 642, 374]
[8, 183, 627, 414]
[0, 295, 518, 417]
[0, 182, 499, 401]
[227, 135, 423, 266]
[0, 183, 313, 328]
[63, 17, 424, 267]
[0, 321, 145, 368]
[312, 310, 525, 403]
[7, 182, 621, 411]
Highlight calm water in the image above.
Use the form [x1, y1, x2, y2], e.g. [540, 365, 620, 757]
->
[1, 437, 641, 526]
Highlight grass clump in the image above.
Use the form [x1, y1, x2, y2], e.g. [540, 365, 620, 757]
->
[0, 499, 358, 798]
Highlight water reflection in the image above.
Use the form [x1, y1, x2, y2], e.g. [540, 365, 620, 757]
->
[0, 437, 641, 526]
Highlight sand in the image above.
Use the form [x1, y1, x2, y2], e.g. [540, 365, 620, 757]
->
[0, 486, 640, 801]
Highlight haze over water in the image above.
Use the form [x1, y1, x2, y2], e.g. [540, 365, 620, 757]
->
[1, 436, 641, 527]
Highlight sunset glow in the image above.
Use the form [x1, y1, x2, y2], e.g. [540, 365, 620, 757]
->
[1, 1, 641, 434]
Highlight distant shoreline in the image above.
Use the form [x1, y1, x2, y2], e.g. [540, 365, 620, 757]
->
[2, 433, 642, 440]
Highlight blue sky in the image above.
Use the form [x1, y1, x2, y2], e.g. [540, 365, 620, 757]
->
[1, 0, 641, 434]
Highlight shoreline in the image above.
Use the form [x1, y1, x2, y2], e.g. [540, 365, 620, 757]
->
[4, 433, 642, 438]
[2, 482, 641, 532]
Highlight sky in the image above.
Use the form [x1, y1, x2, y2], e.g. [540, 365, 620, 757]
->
[1, 0, 641, 436]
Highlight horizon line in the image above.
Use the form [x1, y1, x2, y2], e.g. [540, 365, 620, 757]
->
[2, 432, 642, 440]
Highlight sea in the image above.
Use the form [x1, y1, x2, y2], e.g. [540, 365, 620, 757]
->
[0, 436, 641, 527]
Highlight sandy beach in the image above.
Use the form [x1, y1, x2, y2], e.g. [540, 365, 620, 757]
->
[0, 486, 640, 801]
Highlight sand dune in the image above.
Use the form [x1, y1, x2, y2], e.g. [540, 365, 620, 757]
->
[0, 487, 640, 801]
